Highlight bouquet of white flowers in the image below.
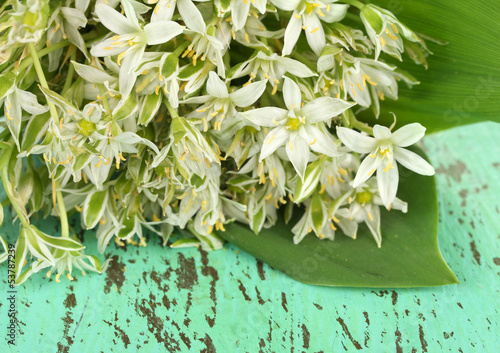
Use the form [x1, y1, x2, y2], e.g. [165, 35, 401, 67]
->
[0, 0, 465, 286]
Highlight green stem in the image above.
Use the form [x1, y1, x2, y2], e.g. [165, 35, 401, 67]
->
[56, 188, 69, 238]
[62, 46, 77, 96]
[0, 147, 30, 229]
[340, 0, 365, 9]
[14, 40, 70, 74]
[164, 99, 179, 118]
[173, 41, 191, 57]
[28, 43, 59, 125]
[352, 119, 373, 134]
[98, 84, 112, 116]
[291, 52, 316, 72]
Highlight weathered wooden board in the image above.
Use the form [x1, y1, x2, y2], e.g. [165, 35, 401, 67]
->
[1, 122, 499, 352]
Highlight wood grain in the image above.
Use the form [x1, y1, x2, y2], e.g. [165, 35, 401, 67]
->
[1, 122, 499, 352]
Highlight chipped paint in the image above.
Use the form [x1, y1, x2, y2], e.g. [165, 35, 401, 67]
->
[0, 123, 499, 352]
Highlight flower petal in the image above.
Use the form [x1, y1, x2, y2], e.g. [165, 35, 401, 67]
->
[336, 127, 377, 153]
[392, 123, 426, 147]
[94, 3, 138, 35]
[177, 0, 206, 33]
[352, 154, 381, 187]
[90, 38, 128, 57]
[241, 107, 288, 127]
[377, 161, 399, 208]
[271, 0, 301, 11]
[394, 147, 435, 175]
[364, 203, 382, 247]
[232, 1, 250, 30]
[282, 14, 302, 56]
[302, 97, 355, 123]
[321, 4, 349, 23]
[283, 76, 302, 109]
[118, 45, 145, 96]
[72, 61, 116, 84]
[303, 14, 325, 55]
[206, 71, 229, 98]
[278, 57, 316, 77]
[300, 125, 341, 157]
[18, 90, 49, 115]
[230, 80, 267, 107]
[373, 124, 392, 140]
[260, 126, 289, 160]
[286, 134, 309, 179]
[144, 21, 184, 45]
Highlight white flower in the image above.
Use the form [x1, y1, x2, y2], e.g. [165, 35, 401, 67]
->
[149, 0, 206, 34]
[330, 178, 408, 247]
[1, 84, 48, 150]
[184, 71, 267, 131]
[182, 22, 230, 77]
[242, 77, 354, 178]
[134, 53, 181, 108]
[232, 51, 316, 94]
[272, 0, 349, 55]
[336, 123, 435, 208]
[7, 0, 49, 46]
[90, 1, 184, 96]
[47, 5, 88, 71]
[360, 4, 423, 60]
[231, 0, 268, 31]
[338, 54, 419, 117]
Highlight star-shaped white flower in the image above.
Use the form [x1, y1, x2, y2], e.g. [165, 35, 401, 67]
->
[242, 77, 355, 178]
[336, 123, 435, 208]
[360, 4, 423, 60]
[90, 1, 184, 96]
[272, 0, 349, 55]
[184, 71, 267, 131]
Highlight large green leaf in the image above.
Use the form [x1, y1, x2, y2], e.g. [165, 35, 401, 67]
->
[359, 0, 500, 133]
[219, 147, 458, 287]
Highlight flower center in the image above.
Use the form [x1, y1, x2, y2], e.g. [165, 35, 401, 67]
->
[305, 3, 316, 14]
[78, 120, 96, 137]
[286, 117, 301, 130]
[356, 190, 373, 204]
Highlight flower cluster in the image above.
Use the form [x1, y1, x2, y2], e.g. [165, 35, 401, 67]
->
[0, 0, 433, 284]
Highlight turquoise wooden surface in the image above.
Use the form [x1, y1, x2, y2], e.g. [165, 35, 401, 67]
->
[1, 121, 499, 352]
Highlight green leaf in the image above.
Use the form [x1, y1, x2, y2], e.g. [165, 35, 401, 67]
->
[160, 53, 179, 79]
[0, 71, 16, 99]
[33, 227, 85, 251]
[219, 147, 458, 287]
[13, 229, 29, 282]
[361, 5, 385, 35]
[294, 159, 323, 203]
[139, 93, 162, 126]
[117, 216, 136, 239]
[21, 111, 51, 150]
[112, 95, 137, 121]
[360, 0, 500, 133]
[83, 190, 109, 229]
